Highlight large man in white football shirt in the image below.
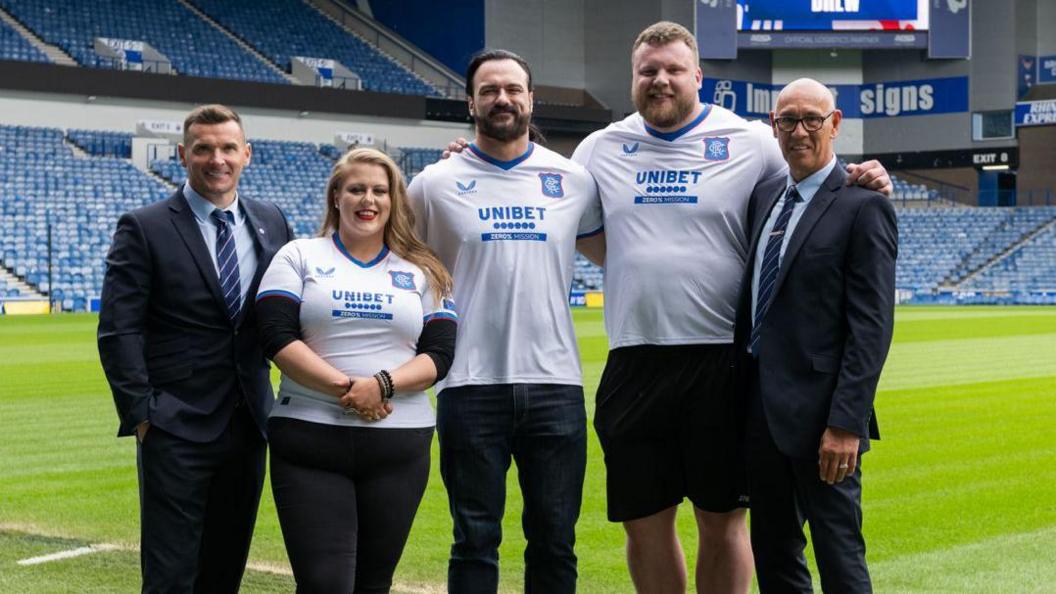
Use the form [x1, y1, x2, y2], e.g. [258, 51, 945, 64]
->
[407, 50, 604, 593]
[571, 21, 891, 594]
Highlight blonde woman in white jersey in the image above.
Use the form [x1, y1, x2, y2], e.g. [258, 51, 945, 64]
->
[256, 149, 457, 593]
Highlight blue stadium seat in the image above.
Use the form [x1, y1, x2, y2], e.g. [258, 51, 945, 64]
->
[0, 0, 287, 84]
[67, 129, 133, 158]
[0, 124, 171, 298]
[0, 16, 50, 63]
[187, 0, 441, 96]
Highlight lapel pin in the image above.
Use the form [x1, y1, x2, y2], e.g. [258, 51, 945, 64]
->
[259, 228, 266, 234]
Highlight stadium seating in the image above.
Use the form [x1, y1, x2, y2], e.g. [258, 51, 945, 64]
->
[0, 0, 287, 83]
[0, 13, 49, 63]
[186, 0, 440, 96]
[961, 217, 1056, 292]
[0, 124, 171, 309]
[894, 206, 1056, 292]
[67, 129, 133, 158]
[947, 207, 1056, 282]
[398, 147, 443, 179]
[890, 176, 939, 203]
[4, 123, 1055, 309]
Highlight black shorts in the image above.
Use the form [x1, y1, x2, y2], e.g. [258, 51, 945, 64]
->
[594, 343, 748, 522]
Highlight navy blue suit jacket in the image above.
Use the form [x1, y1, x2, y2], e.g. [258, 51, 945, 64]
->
[98, 188, 293, 442]
[734, 165, 898, 459]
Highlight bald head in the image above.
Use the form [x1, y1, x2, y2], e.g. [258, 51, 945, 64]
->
[770, 78, 842, 181]
[776, 78, 835, 112]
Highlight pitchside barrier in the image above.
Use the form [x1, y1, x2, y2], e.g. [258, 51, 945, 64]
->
[0, 297, 52, 315]
[900, 290, 1056, 305]
[569, 291, 604, 308]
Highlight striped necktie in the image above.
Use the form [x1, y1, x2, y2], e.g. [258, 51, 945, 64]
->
[749, 186, 802, 357]
[212, 209, 242, 322]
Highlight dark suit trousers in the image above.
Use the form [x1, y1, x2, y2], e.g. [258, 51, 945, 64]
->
[136, 404, 266, 594]
[747, 366, 871, 594]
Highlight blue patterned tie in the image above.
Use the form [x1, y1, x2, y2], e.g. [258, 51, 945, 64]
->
[750, 186, 802, 357]
[212, 209, 242, 322]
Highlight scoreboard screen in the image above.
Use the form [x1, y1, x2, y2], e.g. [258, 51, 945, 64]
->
[737, 0, 929, 31]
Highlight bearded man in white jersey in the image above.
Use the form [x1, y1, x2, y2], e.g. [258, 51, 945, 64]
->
[570, 22, 892, 594]
[407, 49, 604, 593]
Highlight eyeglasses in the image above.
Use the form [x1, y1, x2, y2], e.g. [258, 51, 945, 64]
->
[773, 111, 835, 133]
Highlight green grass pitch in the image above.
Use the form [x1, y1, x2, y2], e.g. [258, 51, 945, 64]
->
[1, 307, 1054, 593]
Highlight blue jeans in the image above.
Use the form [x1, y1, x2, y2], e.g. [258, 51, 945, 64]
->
[437, 384, 587, 594]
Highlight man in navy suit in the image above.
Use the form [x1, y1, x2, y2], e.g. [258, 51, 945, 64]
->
[98, 104, 293, 593]
[734, 79, 897, 593]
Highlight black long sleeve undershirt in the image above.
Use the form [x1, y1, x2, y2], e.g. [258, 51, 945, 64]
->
[256, 295, 456, 384]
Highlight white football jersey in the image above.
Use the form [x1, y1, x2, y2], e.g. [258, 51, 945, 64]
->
[257, 236, 458, 428]
[573, 104, 787, 349]
[408, 142, 603, 389]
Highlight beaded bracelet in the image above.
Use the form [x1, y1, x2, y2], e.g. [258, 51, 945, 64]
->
[373, 369, 394, 401]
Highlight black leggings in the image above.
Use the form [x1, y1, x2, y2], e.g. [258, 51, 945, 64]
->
[268, 417, 433, 594]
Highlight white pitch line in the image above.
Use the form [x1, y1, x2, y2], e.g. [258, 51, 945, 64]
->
[17, 543, 121, 566]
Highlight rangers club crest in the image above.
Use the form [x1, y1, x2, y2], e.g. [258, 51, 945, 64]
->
[389, 271, 416, 290]
[538, 172, 564, 198]
[703, 137, 730, 161]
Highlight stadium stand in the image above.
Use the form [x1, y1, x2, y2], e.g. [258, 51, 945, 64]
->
[67, 129, 133, 158]
[398, 147, 443, 179]
[961, 219, 1056, 292]
[893, 206, 1056, 292]
[0, 0, 287, 83]
[891, 176, 940, 203]
[186, 0, 440, 96]
[3, 122, 1054, 309]
[895, 207, 1006, 291]
[0, 12, 48, 63]
[0, 124, 170, 310]
[947, 207, 1056, 283]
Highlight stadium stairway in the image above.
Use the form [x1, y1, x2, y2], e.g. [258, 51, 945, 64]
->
[0, 266, 43, 298]
[0, 5, 73, 65]
[186, 0, 440, 96]
[945, 207, 1056, 287]
[956, 215, 1056, 291]
[174, 0, 297, 84]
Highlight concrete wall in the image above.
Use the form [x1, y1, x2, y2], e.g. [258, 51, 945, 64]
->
[486, 0, 586, 90]
[0, 90, 472, 150]
[1037, 0, 1056, 55]
[1017, 127, 1056, 201]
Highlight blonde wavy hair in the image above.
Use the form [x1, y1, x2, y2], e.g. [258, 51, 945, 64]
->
[319, 148, 453, 300]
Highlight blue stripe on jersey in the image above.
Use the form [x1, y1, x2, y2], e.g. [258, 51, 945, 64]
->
[643, 104, 712, 142]
[424, 312, 458, 324]
[332, 234, 390, 268]
[576, 225, 604, 239]
[468, 142, 535, 170]
[257, 289, 302, 303]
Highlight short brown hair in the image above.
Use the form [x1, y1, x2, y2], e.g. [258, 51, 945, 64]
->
[183, 104, 244, 146]
[632, 21, 699, 58]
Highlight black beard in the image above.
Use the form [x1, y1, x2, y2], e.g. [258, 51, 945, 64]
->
[474, 106, 530, 142]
